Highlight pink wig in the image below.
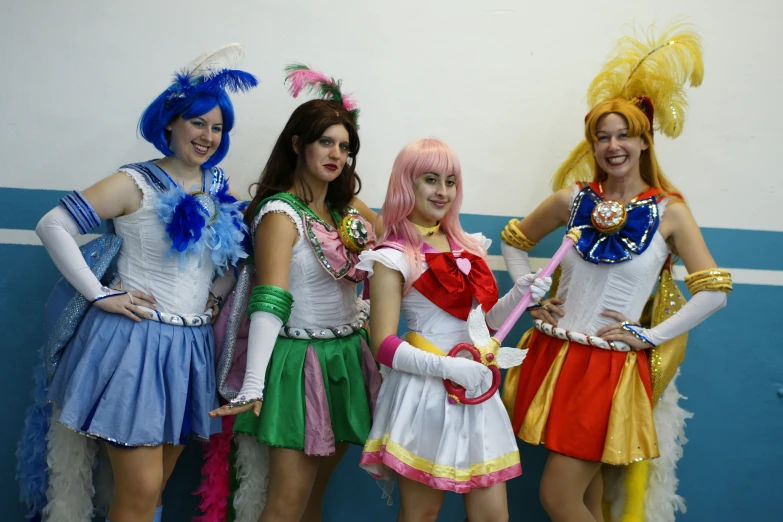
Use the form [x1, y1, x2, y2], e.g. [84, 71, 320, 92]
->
[379, 138, 484, 294]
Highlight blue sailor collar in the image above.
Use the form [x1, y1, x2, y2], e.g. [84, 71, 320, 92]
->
[567, 182, 664, 264]
[121, 161, 248, 273]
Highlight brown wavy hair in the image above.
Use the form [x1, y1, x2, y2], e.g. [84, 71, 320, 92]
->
[244, 99, 361, 224]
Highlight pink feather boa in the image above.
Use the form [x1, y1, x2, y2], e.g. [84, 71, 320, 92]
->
[194, 415, 235, 522]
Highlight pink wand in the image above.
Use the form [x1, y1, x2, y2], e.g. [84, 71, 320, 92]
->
[493, 228, 581, 343]
[443, 228, 581, 405]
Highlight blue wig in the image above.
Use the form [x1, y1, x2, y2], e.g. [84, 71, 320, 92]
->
[139, 89, 235, 168]
[138, 67, 257, 169]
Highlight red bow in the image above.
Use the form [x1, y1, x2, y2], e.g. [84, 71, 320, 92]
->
[413, 252, 498, 321]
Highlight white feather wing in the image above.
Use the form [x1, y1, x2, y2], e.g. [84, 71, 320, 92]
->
[497, 347, 528, 368]
[467, 305, 491, 347]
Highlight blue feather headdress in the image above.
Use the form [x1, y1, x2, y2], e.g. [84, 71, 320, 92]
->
[165, 43, 258, 103]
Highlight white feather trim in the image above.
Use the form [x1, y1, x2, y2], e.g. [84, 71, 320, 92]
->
[233, 434, 269, 522]
[42, 409, 98, 522]
[646, 371, 693, 521]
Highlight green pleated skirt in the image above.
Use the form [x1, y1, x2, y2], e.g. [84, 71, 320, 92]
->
[233, 329, 380, 455]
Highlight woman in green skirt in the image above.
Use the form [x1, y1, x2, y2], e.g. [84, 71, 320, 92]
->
[209, 66, 381, 521]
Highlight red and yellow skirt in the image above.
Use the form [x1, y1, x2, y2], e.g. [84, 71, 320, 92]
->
[508, 330, 659, 465]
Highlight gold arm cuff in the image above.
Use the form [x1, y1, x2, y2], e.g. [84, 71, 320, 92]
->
[684, 269, 733, 295]
[501, 219, 538, 251]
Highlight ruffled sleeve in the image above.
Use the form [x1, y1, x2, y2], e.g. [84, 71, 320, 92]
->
[469, 232, 492, 252]
[357, 247, 413, 283]
[251, 200, 305, 241]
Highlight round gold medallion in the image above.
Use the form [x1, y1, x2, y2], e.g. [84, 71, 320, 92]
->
[338, 215, 370, 253]
[591, 200, 627, 235]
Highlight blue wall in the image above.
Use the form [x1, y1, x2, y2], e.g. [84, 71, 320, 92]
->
[2, 187, 781, 521]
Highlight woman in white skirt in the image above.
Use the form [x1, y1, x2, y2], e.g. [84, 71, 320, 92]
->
[358, 138, 550, 522]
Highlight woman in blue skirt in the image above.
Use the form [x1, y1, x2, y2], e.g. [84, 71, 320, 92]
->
[34, 44, 256, 522]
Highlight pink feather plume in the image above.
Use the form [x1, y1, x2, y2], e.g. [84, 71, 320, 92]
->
[285, 68, 334, 99]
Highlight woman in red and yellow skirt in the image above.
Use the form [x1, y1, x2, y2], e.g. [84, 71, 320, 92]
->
[499, 24, 732, 522]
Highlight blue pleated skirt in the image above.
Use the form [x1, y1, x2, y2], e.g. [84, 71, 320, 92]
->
[47, 306, 221, 446]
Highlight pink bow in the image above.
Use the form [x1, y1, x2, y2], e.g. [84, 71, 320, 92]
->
[306, 214, 373, 282]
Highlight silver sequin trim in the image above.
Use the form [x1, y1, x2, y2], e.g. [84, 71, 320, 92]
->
[216, 264, 255, 401]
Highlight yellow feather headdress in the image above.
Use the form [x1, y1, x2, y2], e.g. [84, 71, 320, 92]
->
[552, 22, 704, 191]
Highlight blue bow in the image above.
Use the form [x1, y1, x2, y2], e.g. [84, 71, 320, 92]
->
[568, 186, 660, 264]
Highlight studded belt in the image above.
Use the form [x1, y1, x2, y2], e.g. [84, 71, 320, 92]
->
[137, 306, 213, 327]
[534, 319, 632, 352]
[279, 308, 369, 340]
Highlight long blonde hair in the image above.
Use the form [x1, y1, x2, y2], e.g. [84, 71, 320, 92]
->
[550, 22, 703, 193]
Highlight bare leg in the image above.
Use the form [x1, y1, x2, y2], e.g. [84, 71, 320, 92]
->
[397, 474, 446, 522]
[463, 482, 509, 522]
[583, 469, 605, 522]
[300, 442, 349, 522]
[259, 448, 320, 522]
[106, 444, 163, 522]
[539, 452, 602, 522]
[155, 444, 186, 506]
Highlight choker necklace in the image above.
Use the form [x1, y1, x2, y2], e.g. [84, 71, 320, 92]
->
[413, 221, 440, 236]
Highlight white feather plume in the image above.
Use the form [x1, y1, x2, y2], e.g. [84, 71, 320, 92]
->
[182, 43, 245, 80]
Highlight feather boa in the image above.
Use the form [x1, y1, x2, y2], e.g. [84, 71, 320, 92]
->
[154, 181, 248, 273]
[233, 435, 268, 522]
[16, 362, 52, 519]
[194, 416, 235, 522]
[645, 371, 693, 520]
[208, 183, 250, 274]
[42, 409, 97, 522]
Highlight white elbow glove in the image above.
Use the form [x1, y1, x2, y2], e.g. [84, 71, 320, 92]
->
[641, 290, 728, 346]
[36, 206, 108, 301]
[501, 240, 532, 283]
[391, 342, 492, 392]
[486, 270, 551, 330]
[231, 310, 283, 405]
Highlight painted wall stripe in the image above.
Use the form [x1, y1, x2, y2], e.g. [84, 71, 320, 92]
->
[2, 188, 781, 271]
[468, 220, 783, 272]
[485, 254, 783, 287]
[3, 228, 778, 287]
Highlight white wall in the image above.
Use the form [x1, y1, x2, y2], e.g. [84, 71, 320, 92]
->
[2, 0, 779, 231]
